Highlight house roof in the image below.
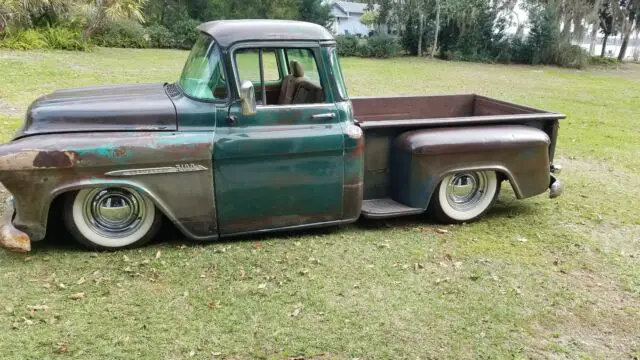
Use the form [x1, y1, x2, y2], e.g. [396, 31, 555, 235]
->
[197, 20, 334, 48]
[333, 1, 369, 14]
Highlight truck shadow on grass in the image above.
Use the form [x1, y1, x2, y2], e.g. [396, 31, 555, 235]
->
[30, 195, 536, 253]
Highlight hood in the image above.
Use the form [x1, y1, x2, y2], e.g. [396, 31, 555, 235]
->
[16, 83, 177, 139]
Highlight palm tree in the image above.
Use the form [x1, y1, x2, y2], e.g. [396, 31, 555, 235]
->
[83, 0, 147, 41]
[0, 0, 72, 30]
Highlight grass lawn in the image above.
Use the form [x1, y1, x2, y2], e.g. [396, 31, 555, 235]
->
[0, 48, 639, 359]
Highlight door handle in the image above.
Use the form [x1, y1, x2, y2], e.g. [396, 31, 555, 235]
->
[311, 113, 336, 121]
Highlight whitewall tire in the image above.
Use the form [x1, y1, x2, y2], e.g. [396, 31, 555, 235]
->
[63, 187, 162, 250]
[429, 170, 500, 223]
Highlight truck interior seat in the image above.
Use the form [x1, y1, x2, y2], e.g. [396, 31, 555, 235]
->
[277, 60, 304, 105]
[292, 81, 323, 104]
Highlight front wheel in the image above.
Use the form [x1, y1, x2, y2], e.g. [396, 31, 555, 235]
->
[63, 187, 162, 250]
[429, 170, 500, 224]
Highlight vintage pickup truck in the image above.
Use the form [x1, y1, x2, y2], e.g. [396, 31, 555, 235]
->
[0, 20, 564, 252]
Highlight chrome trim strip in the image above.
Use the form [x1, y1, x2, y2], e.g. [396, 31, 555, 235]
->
[105, 164, 208, 177]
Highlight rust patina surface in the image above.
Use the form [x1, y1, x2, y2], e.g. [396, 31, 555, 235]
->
[0, 20, 565, 252]
[0, 132, 216, 244]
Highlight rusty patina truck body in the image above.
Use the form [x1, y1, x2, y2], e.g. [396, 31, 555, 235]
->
[0, 20, 564, 252]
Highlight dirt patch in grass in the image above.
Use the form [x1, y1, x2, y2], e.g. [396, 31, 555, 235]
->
[0, 98, 21, 117]
[528, 267, 640, 358]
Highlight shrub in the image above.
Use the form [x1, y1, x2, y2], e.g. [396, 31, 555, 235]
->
[588, 55, 621, 66]
[147, 24, 173, 48]
[0, 29, 49, 49]
[93, 19, 148, 48]
[550, 43, 589, 69]
[0, 26, 89, 50]
[335, 34, 358, 57]
[169, 18, 200, 49]
[365, 36, 400, 58]
[40, 27, 88, 50]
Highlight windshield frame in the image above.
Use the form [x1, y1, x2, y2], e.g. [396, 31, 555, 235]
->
[176, 33, 229, 103]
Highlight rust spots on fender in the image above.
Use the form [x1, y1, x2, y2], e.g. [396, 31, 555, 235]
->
[32, 151, 76, 168]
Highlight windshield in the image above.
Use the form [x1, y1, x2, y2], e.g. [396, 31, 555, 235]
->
[177, 34, 227, 100]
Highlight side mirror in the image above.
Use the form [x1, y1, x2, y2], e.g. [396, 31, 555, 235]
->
[239, 80, 256, 116]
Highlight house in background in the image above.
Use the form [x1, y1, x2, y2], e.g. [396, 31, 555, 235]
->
[329, 1, 373, 36]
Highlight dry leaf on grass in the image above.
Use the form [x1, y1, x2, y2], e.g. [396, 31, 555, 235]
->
[207, 300, 222, 309]
[69, 293, 85, 301]
[55, 343, 67, 353]
[26, 304, 49, 312]
[155, 250, 162, 259]
[435, 228, 449, 234]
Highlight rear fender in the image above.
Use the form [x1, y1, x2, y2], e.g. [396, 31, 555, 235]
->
[391, 125, 551, 209]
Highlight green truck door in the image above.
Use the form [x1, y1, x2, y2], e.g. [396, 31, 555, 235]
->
[213, 104, 345, 235]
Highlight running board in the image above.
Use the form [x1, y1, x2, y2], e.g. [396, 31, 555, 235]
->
[361, 198, 424, 219]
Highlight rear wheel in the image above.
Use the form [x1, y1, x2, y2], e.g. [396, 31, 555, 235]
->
[63, 187, 162, 250]
[429, 170, 500, 223]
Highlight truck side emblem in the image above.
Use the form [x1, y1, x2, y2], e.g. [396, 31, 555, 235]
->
[105, 164, 208, 177]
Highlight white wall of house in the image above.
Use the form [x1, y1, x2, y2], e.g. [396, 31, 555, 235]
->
[335, 16, 370, 35]
[329, 1, 372, 36]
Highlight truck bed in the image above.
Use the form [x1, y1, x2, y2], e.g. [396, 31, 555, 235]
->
[352, 94, 564, 129]
[354, 94, 566, 206]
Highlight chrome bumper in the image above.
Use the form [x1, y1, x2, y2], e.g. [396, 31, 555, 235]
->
[549, 164, 564, 199]
[0, 202, 31, 253]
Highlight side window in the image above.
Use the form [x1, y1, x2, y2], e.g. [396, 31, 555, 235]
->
[234, 47, 325, 106]
[285, 48, 320, 83]
[235, 49, 280, 83]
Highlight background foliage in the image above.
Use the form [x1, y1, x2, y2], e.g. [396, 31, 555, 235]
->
[0, 0, 638, 68]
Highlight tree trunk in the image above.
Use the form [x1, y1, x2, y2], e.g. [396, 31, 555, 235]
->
[431, 0, 440, 59]
[417, 12, 423, 57]
[601, 34, 609, 57]
[588, 0, 603, 56]
[561, 15, 572, 41]
[618, 30, 631, 61]
[589, 24, 598, 55]
[83, 8, 105, 42]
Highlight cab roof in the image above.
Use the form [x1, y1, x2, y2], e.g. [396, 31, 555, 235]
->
[196, 20, 335, 48]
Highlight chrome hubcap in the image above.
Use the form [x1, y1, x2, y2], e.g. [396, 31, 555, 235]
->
[446, 172, 488, 211]
[83, 188, 146, 238]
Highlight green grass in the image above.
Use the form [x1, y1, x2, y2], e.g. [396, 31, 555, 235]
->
[0, 48, 639, 359]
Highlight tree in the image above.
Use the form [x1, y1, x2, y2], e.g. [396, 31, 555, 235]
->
[0, 0, 74, 30]
[599, 1, 616, 56]
[588, 0, 604, 55]
[617, 0, 639, 60]
[83, 0, 147, 41]
[431, 0, 440, 58]
[297, 0, 333, 28]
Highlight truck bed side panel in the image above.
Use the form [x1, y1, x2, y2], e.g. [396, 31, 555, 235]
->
[391, 125, 551, 209]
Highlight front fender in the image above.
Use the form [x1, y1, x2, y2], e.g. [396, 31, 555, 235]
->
[391, 125, 551, 209]
[0, 131, 216, 242]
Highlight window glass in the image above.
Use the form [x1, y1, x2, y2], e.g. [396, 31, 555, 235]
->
[329, 47, 349, 100]
[285, 48, 320, 83]
[177, 34, 227, 100]
[235, 49, 280, 83]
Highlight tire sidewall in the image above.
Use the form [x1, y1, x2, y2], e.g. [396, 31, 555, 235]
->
[64, 188, 161, 250]
[434, 171, 499, 223]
